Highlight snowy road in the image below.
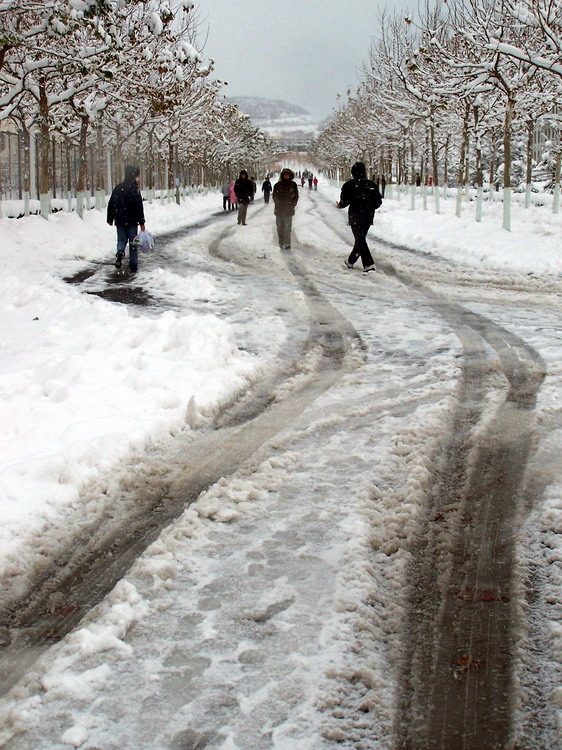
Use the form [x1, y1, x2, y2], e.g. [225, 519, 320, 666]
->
[1, 188, 561, 749]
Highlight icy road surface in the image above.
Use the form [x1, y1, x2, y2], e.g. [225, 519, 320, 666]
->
[1, 188, 561, 749]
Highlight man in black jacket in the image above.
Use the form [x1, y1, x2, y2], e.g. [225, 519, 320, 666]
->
[234, 170, 254, 225]
[337, 161, 382, 272]
[272, 168, 299, 249]
[107, 165, 145, 272]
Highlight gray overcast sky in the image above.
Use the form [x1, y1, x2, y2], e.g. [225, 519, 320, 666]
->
[196, 0, 404, 121]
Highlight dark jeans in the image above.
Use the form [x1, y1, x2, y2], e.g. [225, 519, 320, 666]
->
[222, 195, 230, 210]
[348, 222, 374, 268]
[263, 192, 271, 204]
[276, 214, 293, 247]
[116, 223, 139, 270]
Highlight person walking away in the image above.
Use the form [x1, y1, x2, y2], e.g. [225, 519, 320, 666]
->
[234, 170, 253, 225]
[313, 176, 318, 191]
[250, 176, 257, 201]
[301, 175, 306, 188]
[336, 161, 382, 273]
[229, 179, 238, 211]
[308, 173, 313, 190]
[107, 165, 146, 272]
[221, 180, 231, 210]
[272, 168, 299, 249]
[380, 174, 386, 197]
[262, 177, 272, 204]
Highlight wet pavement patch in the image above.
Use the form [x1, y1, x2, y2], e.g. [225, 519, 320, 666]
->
[63, 267, 100, 284]
[86, 286, 153, 306]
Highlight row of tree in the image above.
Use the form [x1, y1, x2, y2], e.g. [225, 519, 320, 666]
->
[311, 0, 562, 228]
[0, 0, 274, 215]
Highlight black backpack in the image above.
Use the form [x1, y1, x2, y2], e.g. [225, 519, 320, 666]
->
[354, 179, 382, 211]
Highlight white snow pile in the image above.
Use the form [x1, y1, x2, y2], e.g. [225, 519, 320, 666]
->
[0, 191, 259, 574]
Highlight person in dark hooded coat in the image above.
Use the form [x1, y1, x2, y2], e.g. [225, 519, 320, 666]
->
[234, 170, 253, 225]
[336, 161, 382, 272]
[107, 165, 146, 272]
[272, 168, 299, 249]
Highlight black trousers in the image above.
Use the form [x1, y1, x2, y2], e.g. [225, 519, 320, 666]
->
[348, 222, 374, 267]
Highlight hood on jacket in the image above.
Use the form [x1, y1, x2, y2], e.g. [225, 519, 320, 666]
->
[238, 170, 249, 179]
[351, 161, 367, 179]
[124, 165, 140, 181]
[279, 168, 295, 181]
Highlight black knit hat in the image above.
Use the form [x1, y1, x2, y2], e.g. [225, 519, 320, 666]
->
[125, 165, 140, 180]
[351, 162, 367, 178]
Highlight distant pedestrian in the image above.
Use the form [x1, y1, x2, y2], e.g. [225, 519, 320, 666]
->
[301, 175, 306, 188]
[234, 170, 253, 225]
[262, 177, 273, 204]
[107, 164, 146, 273]
[313, 176, 318, 191]
[229, 179, 238, 211]
[273, 168, 299, 249]
[221, 180, 231, 210]
[381, 174, 386, 197]
[336, 161, 382, 273]
[250, 176, 257, 201]
[308, 174, 313, 190]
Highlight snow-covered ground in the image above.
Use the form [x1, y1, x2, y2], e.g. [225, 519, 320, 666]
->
[0, 184, 561, 748]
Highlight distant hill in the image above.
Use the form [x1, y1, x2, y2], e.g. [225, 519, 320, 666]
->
[229, 96, 319, 142]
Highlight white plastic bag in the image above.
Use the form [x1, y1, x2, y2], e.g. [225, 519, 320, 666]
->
[136, 230, 155, 253]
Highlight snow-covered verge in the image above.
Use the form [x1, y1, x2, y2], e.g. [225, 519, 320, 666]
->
[322, 181, 562, 276]
[0, 191, 262, 582]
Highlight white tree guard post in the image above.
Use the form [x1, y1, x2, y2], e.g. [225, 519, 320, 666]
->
[29, 134, 37, 214]
[503, 187, 512, 230]
[40, 192, 50, 219]
[76, 191, 84, 219]
[410, 184, 416, 210]
[476, 186, 483, 222]
[455, 185, 463, 218]
[433, 185, 440, 215]
[553, 183, 560, 214]
[525, 183, 532, 209]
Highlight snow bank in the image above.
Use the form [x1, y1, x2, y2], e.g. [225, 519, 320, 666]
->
[0, 192, 258, 565]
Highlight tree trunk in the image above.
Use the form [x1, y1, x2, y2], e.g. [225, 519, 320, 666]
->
[148, 129, 155, 203]
[76, 113, 89, 218]
[443, 134, 450, 199]
[525, 119, 534, 209]
[474, 107, 483, 222]
[456, 105, 470, 218]
[65, 137, 72, 212]
[429, 116, 440, 214]
[168, 140, 174, 202]
[21, 123, 31, 216]
[503, 97, 515, 230]
[38, 79, 51, 218]
[553, 146, 561, 215]
[489, 129, 498, 201]
[95, 125, 105, 210]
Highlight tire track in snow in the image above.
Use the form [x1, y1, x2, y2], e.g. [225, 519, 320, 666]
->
[0, 210, 363, 698]
[308, 191, 547, 748]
